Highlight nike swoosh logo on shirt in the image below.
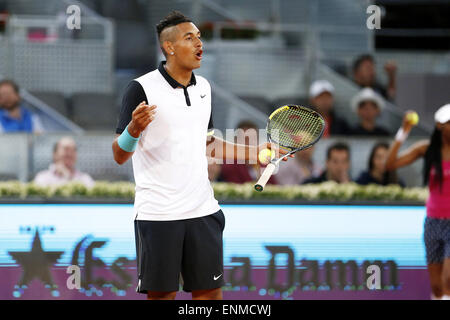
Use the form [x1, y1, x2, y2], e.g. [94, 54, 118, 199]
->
[213, 274, 222, 280]
[200, 94, 206, 98]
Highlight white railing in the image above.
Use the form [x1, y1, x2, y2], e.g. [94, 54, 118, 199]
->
[1, 14, 114, 94]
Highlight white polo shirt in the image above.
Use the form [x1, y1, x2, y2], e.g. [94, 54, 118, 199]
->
[116, 62, 220, 221]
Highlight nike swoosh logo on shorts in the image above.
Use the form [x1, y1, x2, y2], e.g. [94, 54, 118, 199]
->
[213, 274, 222, 280]
[200, 94, 206, 98]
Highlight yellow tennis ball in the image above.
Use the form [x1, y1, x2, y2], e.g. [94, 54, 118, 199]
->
[407, 112, 419, 125]
[258, 149, 275, 165]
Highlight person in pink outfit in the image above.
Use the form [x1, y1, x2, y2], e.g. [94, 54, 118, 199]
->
[385, 104, 450, 300]
[34, 136, 95, 188]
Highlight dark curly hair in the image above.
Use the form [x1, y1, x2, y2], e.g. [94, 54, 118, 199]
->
[369, 141, 400, 185]
[156, 11, 192, 39]
[326, 142, 350, 160]
[424, 128, 443, 191]
[352, 54, 374, 73]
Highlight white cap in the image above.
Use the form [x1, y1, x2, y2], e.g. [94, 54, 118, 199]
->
[309, 80, 335, 99]
[351, 87, 385, 112]
[434, 103, 450, 124]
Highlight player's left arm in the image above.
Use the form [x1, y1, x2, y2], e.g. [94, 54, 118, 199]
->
[206, 135, 291, 165]
[206, 135, 257, 163]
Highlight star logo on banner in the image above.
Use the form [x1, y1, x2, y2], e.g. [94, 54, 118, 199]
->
[8, 230, 64, 287]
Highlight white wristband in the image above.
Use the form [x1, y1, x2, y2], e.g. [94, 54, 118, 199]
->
[395, 128, 408, 143]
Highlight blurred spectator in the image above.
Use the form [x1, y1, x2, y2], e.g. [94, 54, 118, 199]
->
[309, 80, 351, 137]
[356, 142, 404, 186]
[350, 88, 389, 136]
[34, 137, 95, 188]
[0, 3, 8, 33]
[276, 145, 321, 185]
[352, 54, 397, 101]
[207, 160, 222, 182]
[221, 120, 277, 185]
[0, 79, 43, 133]
[303, 142, 351, 184]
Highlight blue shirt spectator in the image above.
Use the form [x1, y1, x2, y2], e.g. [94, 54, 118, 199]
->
[0, 79, 43, 133]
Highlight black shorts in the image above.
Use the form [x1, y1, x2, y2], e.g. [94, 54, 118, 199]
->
[134, 209, 225, 293]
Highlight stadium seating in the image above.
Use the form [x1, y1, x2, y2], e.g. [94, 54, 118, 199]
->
[71, 93, 118, 130]
[114, 21, 156, 70]
[238, 95, 272, 115]
[90, 0, 156, 70]
[30, 91, 69, 118]
[0, 173, 17, 181]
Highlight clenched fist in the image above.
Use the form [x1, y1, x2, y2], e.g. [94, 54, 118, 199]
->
[384, 61, 397, 77]
[128, 101, 157, 137]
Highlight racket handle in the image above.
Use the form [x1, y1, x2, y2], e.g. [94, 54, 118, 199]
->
[254, 163, 276, 192]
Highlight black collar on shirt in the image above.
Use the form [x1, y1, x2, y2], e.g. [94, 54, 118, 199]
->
[158, 61, 196, 106]
[158, 61, 196, 88]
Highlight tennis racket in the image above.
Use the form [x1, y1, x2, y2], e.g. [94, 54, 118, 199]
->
[254, 105, 326, 192]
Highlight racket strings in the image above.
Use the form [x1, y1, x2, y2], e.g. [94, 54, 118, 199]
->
[268, 107, 324, 149]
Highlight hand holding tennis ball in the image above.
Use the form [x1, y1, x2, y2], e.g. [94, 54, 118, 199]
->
[402, 110, 419, 132]
[256, 143, 294, 165]
[258, 148, 275, 165]
[406, 112, 419, 126]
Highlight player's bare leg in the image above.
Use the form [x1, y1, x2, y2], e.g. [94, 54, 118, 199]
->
[428, 263, 443, 299]
[192, 288, 223, 300]
[442, 258, 450, 296]
[147, 290, 177, 300]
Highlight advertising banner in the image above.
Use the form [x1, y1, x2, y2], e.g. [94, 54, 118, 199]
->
[0, 204, 429, 299]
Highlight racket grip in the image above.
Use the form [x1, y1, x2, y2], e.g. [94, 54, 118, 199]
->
[254, 163, 276, 192]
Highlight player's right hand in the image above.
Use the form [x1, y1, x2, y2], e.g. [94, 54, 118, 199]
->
[129, 101, 157, 136]
[401, 110, 415, 133]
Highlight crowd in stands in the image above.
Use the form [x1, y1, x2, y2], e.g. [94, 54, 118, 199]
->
[0, 54, 408, 188]
[209, 139, 403, 187]
[208, 54, 404, 187]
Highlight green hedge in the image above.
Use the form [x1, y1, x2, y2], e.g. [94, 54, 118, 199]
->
[0, 181, 428, 202]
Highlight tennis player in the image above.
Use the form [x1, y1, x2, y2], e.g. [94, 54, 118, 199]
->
[112, 11, 289, 300]
[385, 104, 450, 300]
